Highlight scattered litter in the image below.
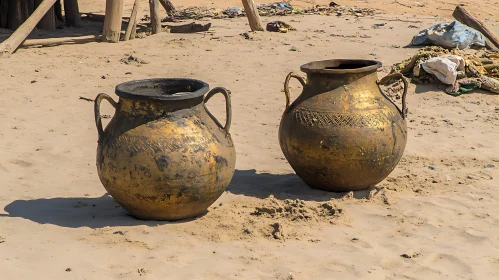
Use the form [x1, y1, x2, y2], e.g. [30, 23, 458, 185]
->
[79, 96, 93, 102]
[411, 21, 485, 49]
[163, 4, 376, 21]
[372, 23, 386, 29]
[401, 252, 421, 259]
[485, 164, 495, 168]
[267, 21, 296, 33]
[391, 46, 499, 95]
[240, 32, 252, 40]
[421, 55, 465, 85]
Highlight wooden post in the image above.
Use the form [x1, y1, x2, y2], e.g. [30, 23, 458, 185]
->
[130, 21, 137, 40]
[64, 0, 82, 27]
[54, 0, 63, 22]
[124, 0, 139, 41]
[28, 0, 35, 15]
[241, 0, 264, 31]
[0, 0, 9, 29]
[8, 0, 23, 30]
[20, 0, 30, 22]
[35, 0, 56, 30]
[102, 0, 124, 42]
[159, 0, 175, 15]
[453, 6, 499, 51]
[0, 0, 59, 58]
[149, 0, 161, 34]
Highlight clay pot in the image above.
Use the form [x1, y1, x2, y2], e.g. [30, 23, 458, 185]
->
[94, 78, 236, 220]
[279, 59, 408, 192]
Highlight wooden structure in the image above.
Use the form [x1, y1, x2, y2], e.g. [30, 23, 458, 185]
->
[0, 0, 181, 57]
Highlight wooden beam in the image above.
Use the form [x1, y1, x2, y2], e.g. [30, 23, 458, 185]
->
[453, 6, 499, 51]
[124, 0, 140, 41]
[0, 0, 59, 58]
[149, 0, 161, 34]
[159, 0, 175, 15]
[241, 0, 264, 32]
[166, 22, 211, 33]
[102, 0, 123, 42]
[21, 34, 100, 47]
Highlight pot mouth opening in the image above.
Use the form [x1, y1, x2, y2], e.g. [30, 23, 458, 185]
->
[300, 59, 382, 74]
[115, 78, 209, 101]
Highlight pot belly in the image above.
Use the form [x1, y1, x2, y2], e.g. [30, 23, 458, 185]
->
[97, 120, 236, 221]
[279, 108, 407, 192]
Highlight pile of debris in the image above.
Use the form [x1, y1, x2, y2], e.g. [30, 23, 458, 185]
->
[250, 195, 342, 222]
[391, 46, 499, 95]
[163, 3, 376, 21]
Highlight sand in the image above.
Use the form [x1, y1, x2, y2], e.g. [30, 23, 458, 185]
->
[1, 0, 499, 279]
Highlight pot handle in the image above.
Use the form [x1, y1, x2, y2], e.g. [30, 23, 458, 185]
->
[94, 93, 118, 140]
[284, 72, 306, 110]
[377, 73, 408, 119]
[204, 87, 232, 133]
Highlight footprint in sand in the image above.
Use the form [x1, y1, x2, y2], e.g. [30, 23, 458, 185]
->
[422, 253, 473, 275]
[9, 159, 32, 168]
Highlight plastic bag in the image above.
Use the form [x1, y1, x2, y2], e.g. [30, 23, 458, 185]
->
[411, 21, 485, 49]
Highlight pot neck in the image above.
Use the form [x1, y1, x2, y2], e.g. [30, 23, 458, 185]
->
[118, 96, 204, 118]
[304, 71, 378, 93]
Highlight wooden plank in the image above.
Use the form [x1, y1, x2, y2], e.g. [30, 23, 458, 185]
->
[124, 0, 139, 41]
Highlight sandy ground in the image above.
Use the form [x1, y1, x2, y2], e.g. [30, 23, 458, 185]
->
[1, 1, 499, 279]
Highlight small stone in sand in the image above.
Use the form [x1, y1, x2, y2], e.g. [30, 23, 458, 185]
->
[401, 252, 420, 259]
[66, 268, 72, 272]
[271, 223, 284, 240]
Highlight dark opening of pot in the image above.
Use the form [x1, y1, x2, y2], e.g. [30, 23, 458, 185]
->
[325, 60, 378, 70]
[115, 78, 210, 101]
[301, 59, 381, 74]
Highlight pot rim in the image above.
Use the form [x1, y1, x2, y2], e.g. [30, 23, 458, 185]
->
[300, 59, 382, 74]
[115, 78, 210, 101]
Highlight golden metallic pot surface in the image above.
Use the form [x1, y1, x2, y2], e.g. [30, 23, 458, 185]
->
[279, 60, 408, 192]
[94, 78, 236, 221]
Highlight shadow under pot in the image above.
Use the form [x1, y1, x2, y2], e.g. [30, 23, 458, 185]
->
[94, 78, 236, 221]
[278, 59, 409, 192]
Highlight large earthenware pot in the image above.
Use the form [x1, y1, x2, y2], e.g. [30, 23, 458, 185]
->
[94, 78, 236, 220]
[279, 60, 408, 192]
